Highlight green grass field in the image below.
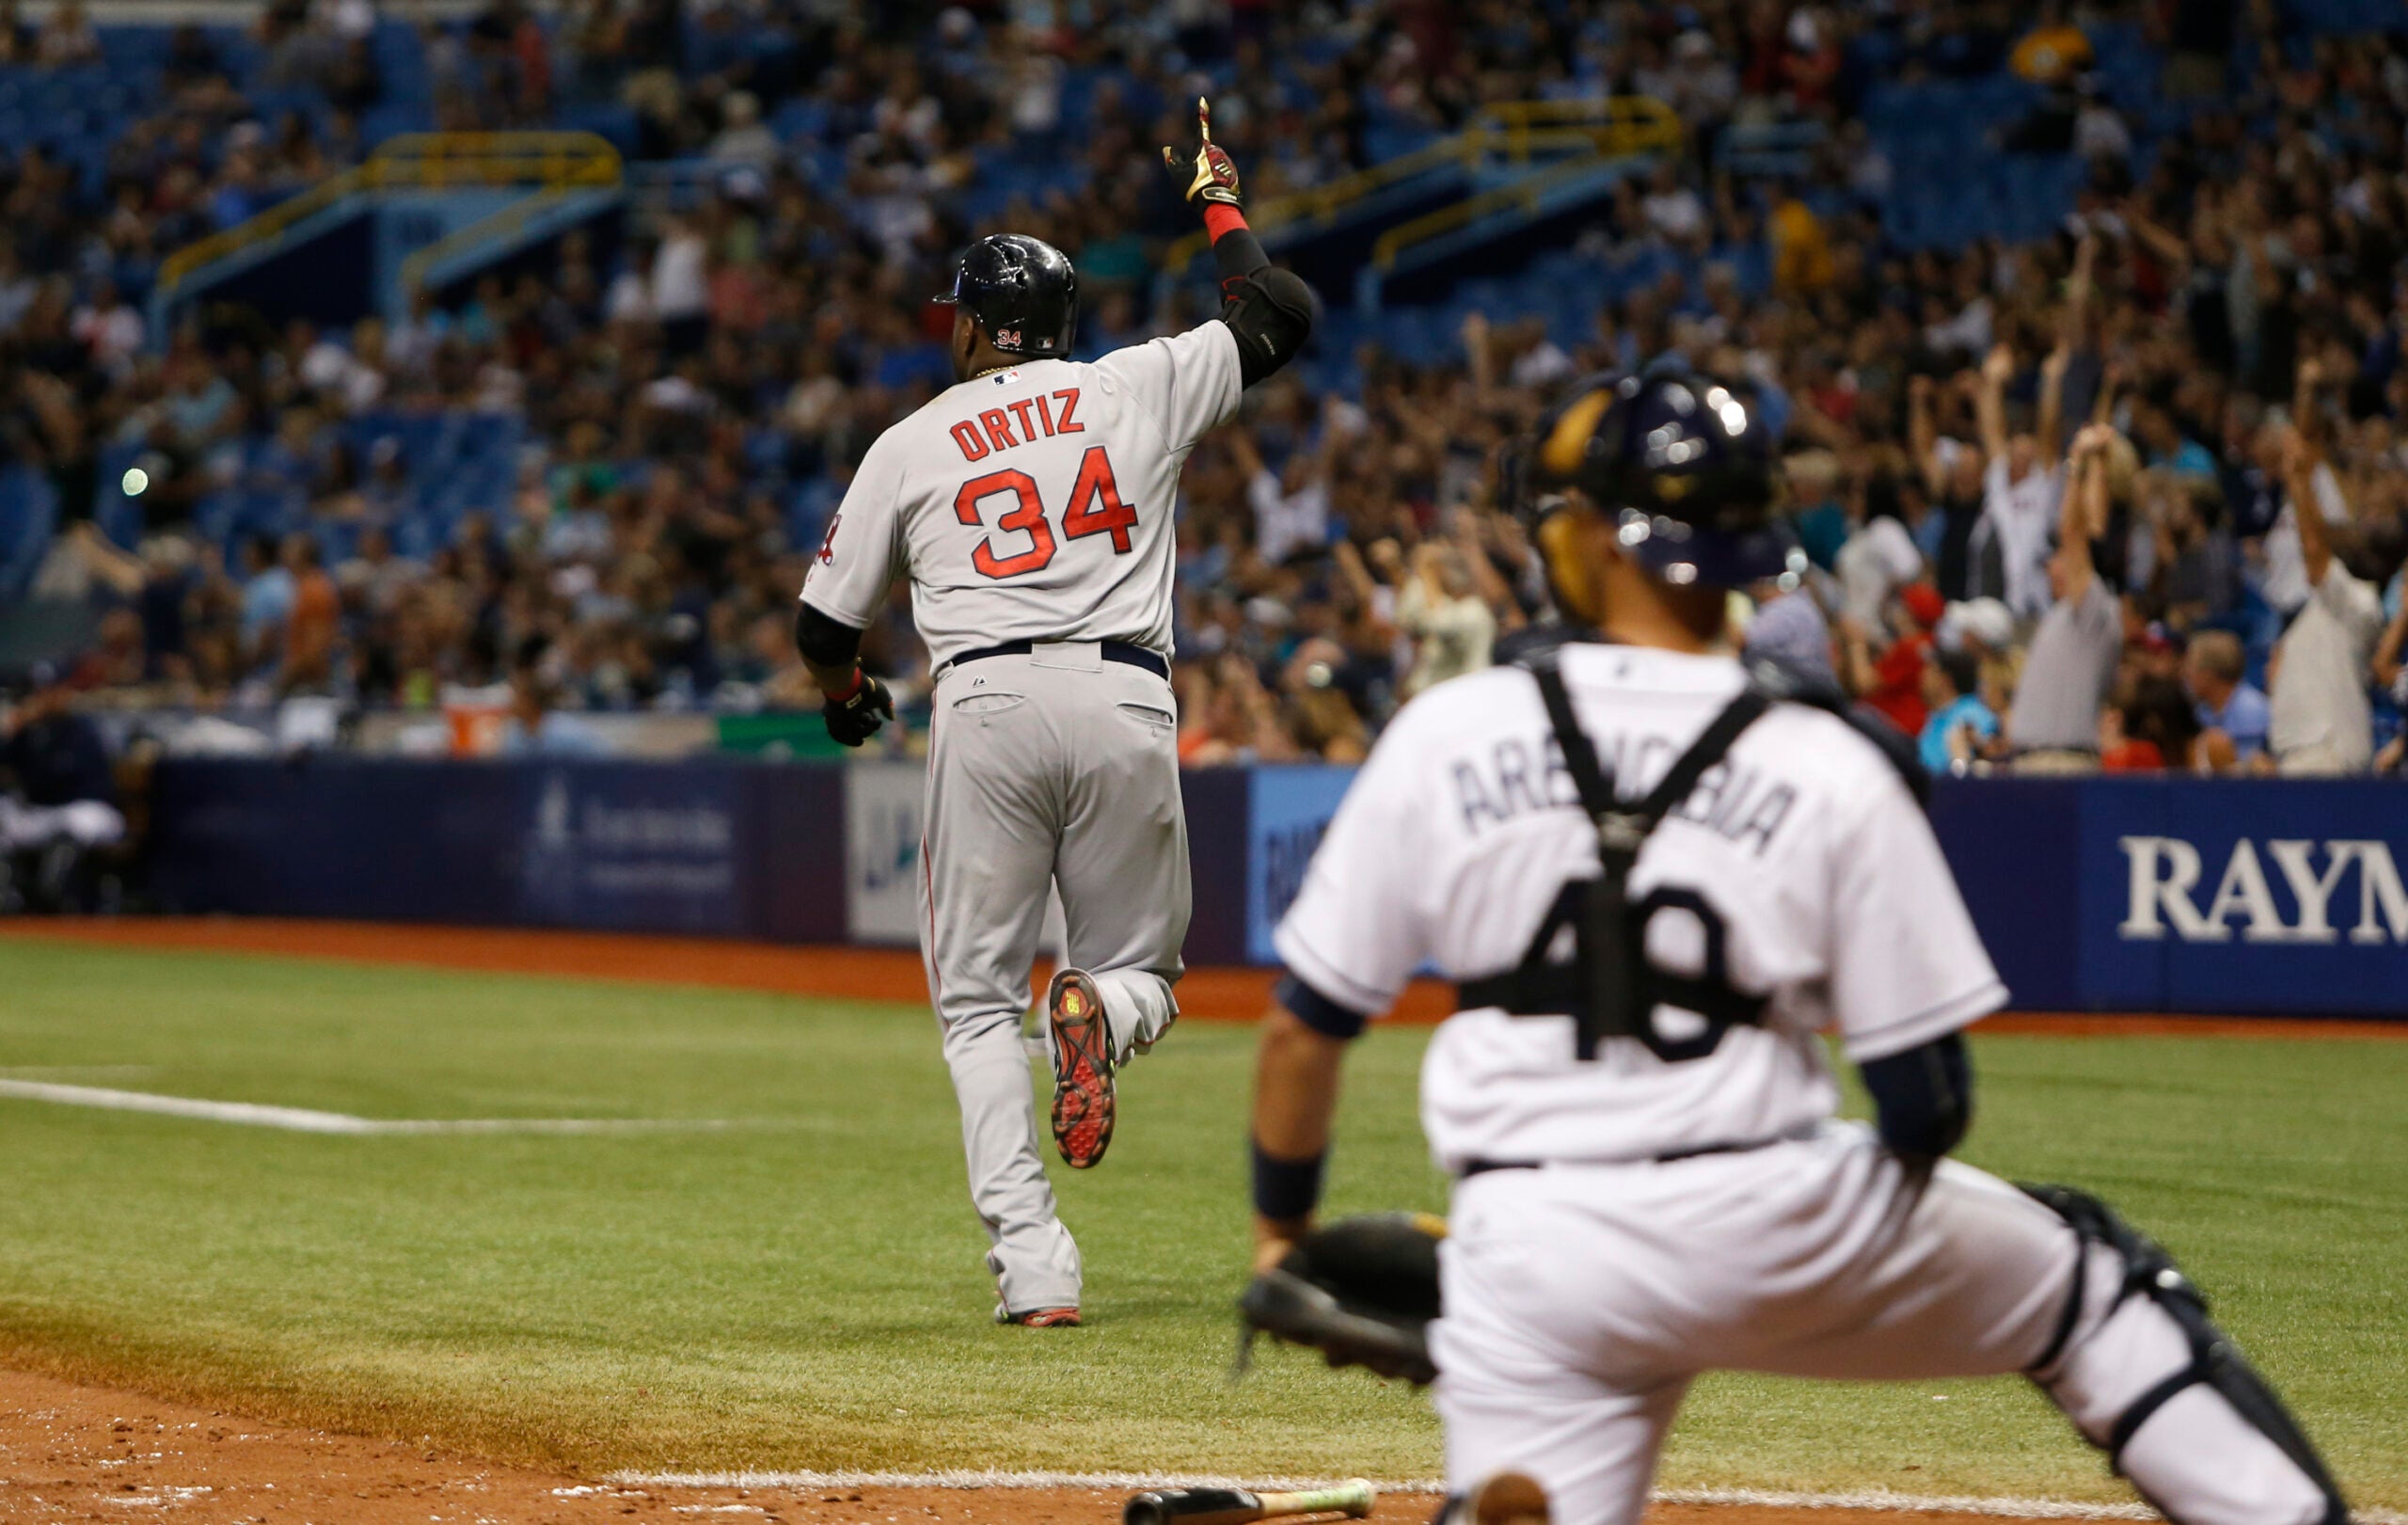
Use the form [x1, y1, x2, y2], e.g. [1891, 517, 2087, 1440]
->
[0, 937, 2401, 1503]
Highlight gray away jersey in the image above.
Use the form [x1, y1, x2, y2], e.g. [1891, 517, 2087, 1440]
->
[800, 321, 1244, 667]
[1274, 643, 2006, 1172]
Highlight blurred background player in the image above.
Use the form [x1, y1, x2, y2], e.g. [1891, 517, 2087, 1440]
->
[1245, 370, 2349, 1525]
[795, 102, 1313, 1327]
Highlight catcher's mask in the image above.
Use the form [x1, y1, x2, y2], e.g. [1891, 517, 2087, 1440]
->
[1504, 364, 1802, 623]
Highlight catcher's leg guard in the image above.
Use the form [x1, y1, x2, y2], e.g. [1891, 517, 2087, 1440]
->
[2020, 1185, 2347, 1525]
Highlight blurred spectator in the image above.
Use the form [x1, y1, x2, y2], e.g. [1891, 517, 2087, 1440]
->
[0, 663, 124, 912]
[1397, 542, 1495, 698]
[499, 666, 606, 755]
[2180, 630, 2269, 766]
[2102, 675, 2207, 772]
[1973, 342, 2067, 619]
[36, 0, 99, 68]
[1919, 647, 2000, 773]
[1744, 583, 1836, 687]
[2266, 429, 2391, 775]
[2006, 424, 2126, 770]
[1230, 428, 1331, 568]
[1845, 582, 1945, 738]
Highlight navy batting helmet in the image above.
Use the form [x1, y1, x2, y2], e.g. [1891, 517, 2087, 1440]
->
[935, 233, 1078, 357]
[1513, 364, 1799, 589]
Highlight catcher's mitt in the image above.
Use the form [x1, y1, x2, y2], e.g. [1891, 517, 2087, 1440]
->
[1236, 1213, 1444, 1385]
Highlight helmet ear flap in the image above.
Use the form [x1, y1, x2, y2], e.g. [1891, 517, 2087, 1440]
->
[1536, 500, 1606, 627]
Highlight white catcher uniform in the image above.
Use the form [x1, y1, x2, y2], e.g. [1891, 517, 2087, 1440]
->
[1275, 642, 2343, 1525]
[802, 321, 1244, 1314]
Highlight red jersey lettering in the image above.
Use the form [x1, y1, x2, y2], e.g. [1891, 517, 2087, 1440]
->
[1061, 447, 1136, 554]
[1006, 396, 1040, 442]
[1052, 388, 1084, 434]
[953, 469, 1056, 579]
[979, 408, 1019, 452]
[950, 421, 990, 462]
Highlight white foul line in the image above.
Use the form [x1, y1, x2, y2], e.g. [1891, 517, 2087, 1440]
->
[0, 1079, 737, 1136]
[603, 1472, 2405, 1524]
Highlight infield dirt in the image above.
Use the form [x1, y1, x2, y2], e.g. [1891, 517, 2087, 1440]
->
[0, 1364, 2038, 1525]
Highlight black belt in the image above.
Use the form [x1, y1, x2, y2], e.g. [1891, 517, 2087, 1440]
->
[1457, 1124, 1818, 1178]
[949, 639, 1169, 681]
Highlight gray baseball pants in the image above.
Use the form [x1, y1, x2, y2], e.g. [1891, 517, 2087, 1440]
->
[917, 643, 1188, 1314]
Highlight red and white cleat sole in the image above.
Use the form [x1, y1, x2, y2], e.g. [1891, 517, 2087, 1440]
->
[1047, 969, 1116, 1169]
[995, 1305, 1082, 1327]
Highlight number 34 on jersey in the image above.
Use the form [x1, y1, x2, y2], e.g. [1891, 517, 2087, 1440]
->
[947, 386, 1135, 580]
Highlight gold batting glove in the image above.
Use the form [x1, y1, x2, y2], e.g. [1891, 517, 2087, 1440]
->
[1163, 96, 1242, 206]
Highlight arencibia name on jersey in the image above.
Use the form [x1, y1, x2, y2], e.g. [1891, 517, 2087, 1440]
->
[1450, 734, 1799, 855]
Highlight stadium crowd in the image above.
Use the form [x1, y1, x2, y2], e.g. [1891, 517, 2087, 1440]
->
[5, 0, 2408, 784]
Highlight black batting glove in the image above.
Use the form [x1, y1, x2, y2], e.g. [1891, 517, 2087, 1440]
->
[821, 672, 894, 748]
[1163, 96, 1242, 206]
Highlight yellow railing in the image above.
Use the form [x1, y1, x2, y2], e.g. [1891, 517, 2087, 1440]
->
[396, 187, 598, 298]
[1369, 98, 1683, 275]
[159, 132, 623, 294]
[1161, 96, 1682, 271]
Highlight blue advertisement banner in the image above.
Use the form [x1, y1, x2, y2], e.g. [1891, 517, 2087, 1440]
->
[2072, 779, 2408, 1015]
[149, 757, 847, 944]
[513, 763, 742, 933]
[143, 756, 2406, 1019]
[1244, 765, 1360, 965]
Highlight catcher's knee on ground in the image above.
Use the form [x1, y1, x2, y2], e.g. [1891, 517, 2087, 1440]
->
[1434, 1367, 1679, 1525]
[2022, 1185, 2347, 1525]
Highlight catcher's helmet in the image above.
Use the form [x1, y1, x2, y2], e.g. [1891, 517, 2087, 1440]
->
[1513, 364, 1799, 588]
[935, 233, 1078, 357]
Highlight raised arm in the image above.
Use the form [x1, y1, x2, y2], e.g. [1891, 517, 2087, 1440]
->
[1163, 98, 1314, 389]
[2037, 238, 2093, 462]
[2061, 422, 2111, 602]
[2122, 199, 2194, 273]
[2292, 355, 2327, 456]
[2283, 425, 2336, 591]
[1976, 342, 2013, 467]
[1907, 373, 1947, 496]
[2037, 342, 2072, 466]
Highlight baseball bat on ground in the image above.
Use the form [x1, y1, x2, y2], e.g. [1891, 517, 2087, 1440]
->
[1124, 1480, 1377, 1525]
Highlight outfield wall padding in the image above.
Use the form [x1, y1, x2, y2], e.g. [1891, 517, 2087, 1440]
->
[146, 757, 2408, 1018]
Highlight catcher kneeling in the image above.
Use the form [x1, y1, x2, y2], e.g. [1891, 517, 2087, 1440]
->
[1237, 369, 2350, 1525]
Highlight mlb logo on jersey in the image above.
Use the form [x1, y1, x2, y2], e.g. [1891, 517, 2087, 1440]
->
[991, 369, 1021, 385]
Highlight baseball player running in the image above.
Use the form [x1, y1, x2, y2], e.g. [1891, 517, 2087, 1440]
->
[797, 102, 1313, 1327]
[1245, 370, 2348, 1524]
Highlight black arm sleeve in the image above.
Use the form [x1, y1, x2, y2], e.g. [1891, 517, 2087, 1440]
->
[794, 602, 863, 671]
[1859, 1030, 1973, 1161]
[1212, 223, 1272, 286]
[1275, 970, 1370, 1041]
[1210, 223, 1314, 388]
[1223, 267, 1315, 388]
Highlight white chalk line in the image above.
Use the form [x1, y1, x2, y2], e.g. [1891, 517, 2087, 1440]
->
[0, 1079, 740, 1136]
[604, 1472, 2405, 1524]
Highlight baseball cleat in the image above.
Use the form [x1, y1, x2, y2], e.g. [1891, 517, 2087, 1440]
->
[1047, 968, 1116, 1169]
[994, 1304, 1081, 1327]
[1465, 1471, 1550, 1525]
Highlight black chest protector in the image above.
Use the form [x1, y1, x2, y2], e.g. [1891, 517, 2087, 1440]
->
[1453, 647, 1925, 1064]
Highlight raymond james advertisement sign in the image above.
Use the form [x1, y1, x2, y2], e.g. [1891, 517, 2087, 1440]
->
[2076, 781, 2408, 1014]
